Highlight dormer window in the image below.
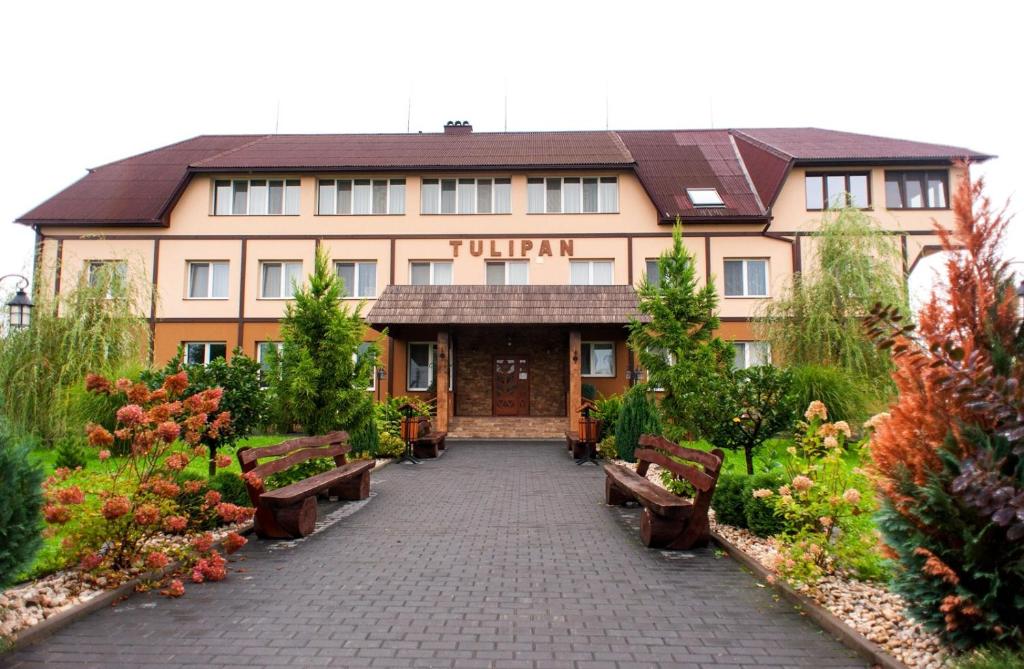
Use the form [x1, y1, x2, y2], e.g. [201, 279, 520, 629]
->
[686, 188, 724, 207]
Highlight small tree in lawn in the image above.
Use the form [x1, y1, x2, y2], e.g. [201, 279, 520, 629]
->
[614, 384, 662, 462]
[629, 222, 734, 439]
[267, 247, 378, 436]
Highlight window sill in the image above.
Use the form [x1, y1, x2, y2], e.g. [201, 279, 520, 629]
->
[341, 296, 376, 300]
[184, 297, 230, 301]
[257, 297, 296, 301]
[315, 213, 406, 217]
[419, 212, 512, 216]
[210, 214, 301, 217]
[885, 207, 951, 212]
[723, 295, 770, 299]
[582, 374, 616, 379]
[526, 211, 619, 215]
[805, 207, 873, 212]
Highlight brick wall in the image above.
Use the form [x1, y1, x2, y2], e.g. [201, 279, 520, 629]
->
[454, 328, 567, 417]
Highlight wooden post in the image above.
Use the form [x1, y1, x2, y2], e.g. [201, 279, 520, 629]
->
[436, 331, 450, 432]
[568, 330, 581, 431]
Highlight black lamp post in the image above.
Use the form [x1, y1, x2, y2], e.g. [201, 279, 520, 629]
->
[2, 274, 33, 331]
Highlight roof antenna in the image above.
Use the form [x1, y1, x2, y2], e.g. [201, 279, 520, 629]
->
[274, 99, 280, 134]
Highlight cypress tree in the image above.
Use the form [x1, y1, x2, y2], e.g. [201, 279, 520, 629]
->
[614, 384, 662, 462]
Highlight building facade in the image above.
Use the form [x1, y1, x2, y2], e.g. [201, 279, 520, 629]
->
[18, 125, 991, 437]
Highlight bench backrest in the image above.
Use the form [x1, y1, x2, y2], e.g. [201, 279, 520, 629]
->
[237, 431, 350, 500]
[635, 434, 724, 511]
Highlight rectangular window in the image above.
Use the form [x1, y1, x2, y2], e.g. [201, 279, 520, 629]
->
[644, 259, 660, 286]
[581, 342, 615, 377]
[407, 342, 436, 391]
[317, 179, 405, 215]
[485, 261, 529, 286]
[334, 261, 377, 298]
[885, 170, 949, 209]
[527, 176, 619, 213]
[86, 260, 128, 298]
[260, 261, 303, 298]
[570, 260, 614, 285]
[732, 341, 772, 369]
[805, 172, 870, 210]
[214, 179, 300, 215]
[187, 261, 229, 299]
[410, 261, 453, 285]
[356, 342, 377, 391]
[420, 178, 511, 214]
[723, 259, 768, 297]
[686, 187, 725, 207]
[184, 342, 227, 366]
[256, 341, 283, 383]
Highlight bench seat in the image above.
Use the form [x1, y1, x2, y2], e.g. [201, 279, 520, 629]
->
[260, 460, 375, 507]
[603, 464, 692, 519]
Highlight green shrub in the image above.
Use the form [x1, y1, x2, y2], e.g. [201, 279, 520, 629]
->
[614, 385, 661, 462]
[173, 471, 219, 531]
[596, 435, 617, 460]
[209, 471, 250, 506]
[742, 470, 785, 537]
[788, 364, 872, 426]
[593, 394, 622, 441]
[660, 466, 696, 497]
[65, 362, 146, 454]
[375, 396, 430, 436]
[350, 416, 379, 456]
[264, 457, 335, 490]
[951, 646, 1024, 669]
[0, 437, 44, 587]
[376, 432, 406, 458]
[53, 435, 88, 470]
[711, 473, 748, 528]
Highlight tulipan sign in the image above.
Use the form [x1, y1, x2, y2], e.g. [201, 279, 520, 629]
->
[448, 239, 575, 258]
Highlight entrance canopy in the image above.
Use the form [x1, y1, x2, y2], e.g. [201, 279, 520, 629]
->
[367, 285, 647, 327]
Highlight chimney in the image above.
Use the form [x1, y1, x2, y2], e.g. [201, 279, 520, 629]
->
[443, 120, 473, 135]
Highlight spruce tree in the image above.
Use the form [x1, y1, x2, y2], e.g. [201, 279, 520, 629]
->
[614, 384, 662, 462]
[267, 247, 378, 436]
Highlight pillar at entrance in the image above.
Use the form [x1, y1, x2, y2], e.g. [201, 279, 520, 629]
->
[568, 330, 581, 431]
[436, 331, 450, 432]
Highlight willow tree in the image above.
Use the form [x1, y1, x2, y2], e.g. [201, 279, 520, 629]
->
[0, 258, 151, 445]
[757, 207, 907, 390]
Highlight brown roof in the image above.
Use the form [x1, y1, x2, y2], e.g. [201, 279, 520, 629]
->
[17, 127, 992, 227]
[367, 285, 646, 326]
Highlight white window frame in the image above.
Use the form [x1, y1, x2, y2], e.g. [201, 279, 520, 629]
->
[259, 261, 303, 299]
[485, 260, 529, 286]
[732, 341, 772, 369]
[334, 261, 377, 298]
[317, 178, 405, 215]
[581, 341, 616, 378]
[644, 258, 661, 286]
[527, 176, 619, 214]
[569, 259, 615, 285]
[419, 177, 512, 215]
[407, 342, 436, 391]
[409, 261, 453, 286]
[186, 261, 229, 300]
[352, 343, 377, 391]
[723, 258, 769, 298]
[256, 341, 283, 365]
[86, 260, 128, 298]
[184, 342, 227, 366]
[212, 179, 300, 216]
[645, 347, 676, 391]
[686, 188, 725, 207]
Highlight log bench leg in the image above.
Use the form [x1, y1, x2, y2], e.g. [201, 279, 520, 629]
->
[639, 508, 706, 549]
[605, 476, 632, 506]
[412, 441, 440, 459]
[274, 496, 318, 538]
[330, 470, 370, 501]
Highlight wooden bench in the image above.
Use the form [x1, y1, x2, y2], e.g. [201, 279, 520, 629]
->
[411, 416, 447, 459]
[238, 431, 374, 539]
[603, 434, 724, 549]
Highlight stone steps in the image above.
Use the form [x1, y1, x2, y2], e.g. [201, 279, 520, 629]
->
[447, 416, 567, 440]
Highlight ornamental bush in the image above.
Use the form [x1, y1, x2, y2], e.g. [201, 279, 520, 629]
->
[787, 363, 872, 426]
[711, 473, 748, 528]
[350, 414, 380, 456]
[0, 434, 43, 587]
[742, 469, 786, 537]
[375, 432, 406, 459]
[593, 395, 623, 441]
[208, 471, 250, 506]
[614, 385, 661, 462]
[41, 371, 253, 588]
[375, 396, 430, 436]
[53, 435, 88, 470]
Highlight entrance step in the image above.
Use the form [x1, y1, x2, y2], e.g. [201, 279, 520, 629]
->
[448, 416, 567, 440]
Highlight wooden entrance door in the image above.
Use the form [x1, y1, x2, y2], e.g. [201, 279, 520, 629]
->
[493, 357, 529, 416]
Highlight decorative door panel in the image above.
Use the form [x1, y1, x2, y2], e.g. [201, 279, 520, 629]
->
[493, 357, 529, 416]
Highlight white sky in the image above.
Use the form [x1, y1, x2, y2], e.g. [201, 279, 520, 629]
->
[1, 0, 1020, 307]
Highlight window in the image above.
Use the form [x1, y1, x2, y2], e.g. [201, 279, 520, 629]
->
[86, 260, 128, 298]
[213, 179, 300, 215]
[732, 341, 772, 369]
[318, 179, 405, 215]
[407, 342, 436, 391]
[334, 261, 377, 298]
[581, 342, 615, 377]
[485, 261, 529, 285]
[805, 173, 870, 210]
[354, 342, 377, 391]
[686, 188, 725, 207]
[723, 259, 768, 297]
[256, 341, 283, 384]
[570, 260, 613, 285]
[410, 261, 453, 285]
[527, 176, 618, 213]
[885, 170, 948, 209]
[187, 261, 229, 299]
[184, 342, 227, 366]
[420, 178, 511, 214]
[644, 259, 660, 286]
[260, 261, 303, 298]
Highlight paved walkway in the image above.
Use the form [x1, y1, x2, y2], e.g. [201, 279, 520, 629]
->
[3, 441, 865, 668]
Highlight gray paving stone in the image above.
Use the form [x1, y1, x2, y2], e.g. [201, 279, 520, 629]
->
[0, 441, 866, 668]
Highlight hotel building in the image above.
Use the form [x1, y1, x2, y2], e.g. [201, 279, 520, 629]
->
[17, 124, 991, 437]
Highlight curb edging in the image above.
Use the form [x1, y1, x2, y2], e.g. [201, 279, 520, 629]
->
[712, 530, 908, 669]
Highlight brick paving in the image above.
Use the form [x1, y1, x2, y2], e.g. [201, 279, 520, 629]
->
[2, 441, 865, 668]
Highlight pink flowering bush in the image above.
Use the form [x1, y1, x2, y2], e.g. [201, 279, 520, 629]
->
[41, 371, 254, 590]
[766, 402, 883, 585]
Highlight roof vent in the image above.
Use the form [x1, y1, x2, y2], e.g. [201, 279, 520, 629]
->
[444, 120, 473, 135]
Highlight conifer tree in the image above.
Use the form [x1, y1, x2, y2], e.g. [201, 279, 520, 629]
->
[267, 247, 378, 436]
[614, 384, 662, 462]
